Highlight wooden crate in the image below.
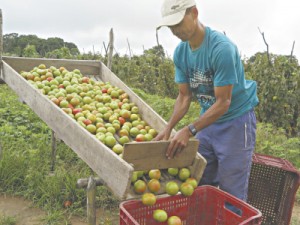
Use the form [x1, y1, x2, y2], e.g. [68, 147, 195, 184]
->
[1, 56, 206, 200]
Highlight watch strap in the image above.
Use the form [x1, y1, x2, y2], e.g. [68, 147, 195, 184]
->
[188, 124, 197, 135]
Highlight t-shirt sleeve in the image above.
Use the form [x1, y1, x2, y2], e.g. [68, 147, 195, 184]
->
[212, 42, 238, 87]
[173, 47, 188, 84]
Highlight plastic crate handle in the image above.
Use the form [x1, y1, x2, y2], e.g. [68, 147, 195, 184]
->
[224, 201, 243, 217]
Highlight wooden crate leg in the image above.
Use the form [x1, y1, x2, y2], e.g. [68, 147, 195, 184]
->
[87, 176, 96, 225]
[51, 130, 57, 172]
[77, 177, 103, 225]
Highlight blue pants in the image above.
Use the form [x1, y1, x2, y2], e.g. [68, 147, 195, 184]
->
[197, 109, 256, 201]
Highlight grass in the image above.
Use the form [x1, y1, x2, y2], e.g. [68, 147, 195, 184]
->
[1, 83, 299, 224]
[0, 215, 16, 225]
[0, 84, 120, 224]
[291, 217, 300, 225]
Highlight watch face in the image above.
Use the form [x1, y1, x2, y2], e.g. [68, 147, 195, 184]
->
[189, 124, 197, 135]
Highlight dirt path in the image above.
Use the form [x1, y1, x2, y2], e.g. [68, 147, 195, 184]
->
[0, 195, 46, 225]
[0, 195, 105, 225]
[0, 195, 299, 224]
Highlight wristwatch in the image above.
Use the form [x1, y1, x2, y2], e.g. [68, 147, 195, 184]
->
[188, 124, 197, 136]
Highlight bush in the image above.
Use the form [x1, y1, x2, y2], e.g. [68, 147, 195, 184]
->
[245, 53, 300, 137]
[255, 123, 300, 169]
[132, 88, 200, 130]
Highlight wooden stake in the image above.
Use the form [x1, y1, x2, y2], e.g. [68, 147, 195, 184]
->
[156, 29, 160, 47]
[51, 130, 57, 172]
[0, 9, 3, 81]
[126, 38, 132, 59]
[290, 40, 295, 60]
[258, 27, 271, 66]
[76, 177, 103, 225]
[77, 177, 103, 188]
[87, 176, 96, 225]
[92, 45, 96, 59]
[0, 9, 2, 60]
[103, 42, 108, 57]
[107, 28, 114, 70]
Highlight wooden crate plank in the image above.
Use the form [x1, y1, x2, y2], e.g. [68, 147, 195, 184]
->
[98, 63, 174, 135]
[3, 56, 100, 76]
[122, 139, 199, 171]
[88, 75, 98, 81]
[2, 61, 133, 200]
[2, 57, 207, 199]
[123, 152, 207, 199]
[188, 153, 207, 183]
[3, 56, 172, 135]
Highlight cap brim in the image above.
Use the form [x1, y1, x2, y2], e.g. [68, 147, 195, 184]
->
[156, 10, 186, 30]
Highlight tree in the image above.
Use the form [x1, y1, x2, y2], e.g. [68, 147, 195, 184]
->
[245, 53, 300, 137]
[3, 33, 19, 55]
[22, 44, 40, 58]
[143, 45, 165, 58]
[17, 35, 40, 56]
[46, 47, 73, 59]
[3, 33, 80, 57]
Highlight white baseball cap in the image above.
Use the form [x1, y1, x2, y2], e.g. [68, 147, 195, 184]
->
[157, 0, 196, 30]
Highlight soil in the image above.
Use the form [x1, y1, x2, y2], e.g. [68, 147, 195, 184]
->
[0, 195, 116, 225]
[0, 195, 299, 225]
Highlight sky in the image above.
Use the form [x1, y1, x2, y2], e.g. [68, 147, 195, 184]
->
[1, 0, 300, 60]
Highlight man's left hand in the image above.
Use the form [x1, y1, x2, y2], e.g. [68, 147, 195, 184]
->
[166, 126, 191, 159]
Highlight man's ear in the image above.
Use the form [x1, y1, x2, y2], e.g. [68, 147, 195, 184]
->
[191, 6, 198, 20]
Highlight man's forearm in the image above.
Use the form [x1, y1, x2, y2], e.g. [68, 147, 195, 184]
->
[166, 94, 191, 131]
[193, 99, 230, 132]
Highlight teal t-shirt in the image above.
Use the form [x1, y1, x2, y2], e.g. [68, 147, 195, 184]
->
[173, 26, 259, 122]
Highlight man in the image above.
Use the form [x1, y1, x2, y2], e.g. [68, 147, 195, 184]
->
[155, 0, 259, 202]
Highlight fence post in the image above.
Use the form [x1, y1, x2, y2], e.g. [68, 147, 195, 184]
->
[87, 176, 96, 225]
[107, 28, 114, 70]
[0, 9, 3, 82]
[51, 130, 57, 172]
[77, 177, 104, 225]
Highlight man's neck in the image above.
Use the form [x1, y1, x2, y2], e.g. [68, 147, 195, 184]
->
[189, 22, 205, 51]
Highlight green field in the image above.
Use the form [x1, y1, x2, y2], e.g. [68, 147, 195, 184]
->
[0, 83, 299, 224]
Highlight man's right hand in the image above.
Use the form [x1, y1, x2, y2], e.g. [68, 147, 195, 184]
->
[153, 128, 172, 141]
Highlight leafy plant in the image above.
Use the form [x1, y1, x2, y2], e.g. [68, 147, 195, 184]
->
[132, 88, 200, 130]
[256, 123, 300, 169]
[111, 46, 178, 99]
[245, 53, 300, 137]
[0, 215, 16, 225]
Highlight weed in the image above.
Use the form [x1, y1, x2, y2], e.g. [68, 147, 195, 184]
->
[0, 214, 16, 225]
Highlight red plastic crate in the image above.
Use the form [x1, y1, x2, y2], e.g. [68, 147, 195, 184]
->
[247, 153, 300, 225]
[120, 185, 262, 225]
